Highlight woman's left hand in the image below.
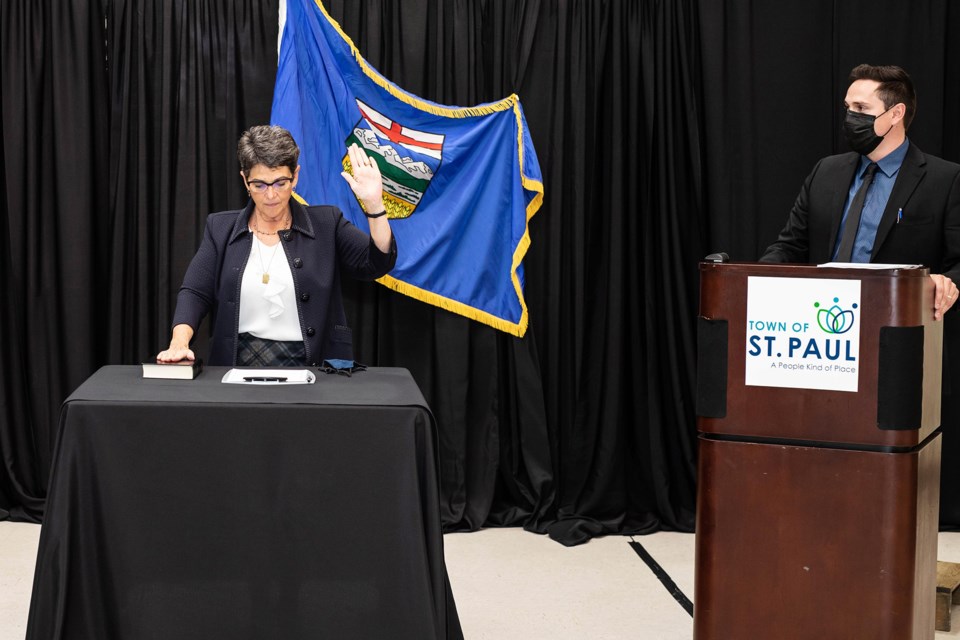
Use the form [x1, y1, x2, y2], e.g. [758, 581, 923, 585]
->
[341, 143, 385, 213]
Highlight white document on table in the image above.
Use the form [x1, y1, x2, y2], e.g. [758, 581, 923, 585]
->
[221, 368, 316, 384]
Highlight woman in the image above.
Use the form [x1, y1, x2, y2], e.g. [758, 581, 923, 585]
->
[157, 125, 395, 367]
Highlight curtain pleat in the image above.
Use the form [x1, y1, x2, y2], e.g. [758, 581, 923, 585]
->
[0, 0, 111, 522]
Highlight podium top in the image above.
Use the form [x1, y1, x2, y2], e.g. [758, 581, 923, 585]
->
[700, 261, 930, 278]
[697, 261, 941, 448]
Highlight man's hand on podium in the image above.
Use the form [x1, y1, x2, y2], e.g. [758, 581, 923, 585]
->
[932, 274, 958, 321]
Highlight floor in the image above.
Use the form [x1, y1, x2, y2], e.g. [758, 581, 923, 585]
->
[4, 522, 960, 639]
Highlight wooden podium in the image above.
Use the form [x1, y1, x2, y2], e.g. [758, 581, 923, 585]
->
[694, 263, 943, 640]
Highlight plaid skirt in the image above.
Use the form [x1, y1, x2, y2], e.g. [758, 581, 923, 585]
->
[236, 333, 306, 367]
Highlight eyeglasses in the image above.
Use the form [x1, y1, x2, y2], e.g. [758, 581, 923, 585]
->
[246, 177, 293, 194]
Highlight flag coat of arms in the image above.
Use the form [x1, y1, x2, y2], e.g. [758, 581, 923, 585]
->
[271, 0, 543, 336]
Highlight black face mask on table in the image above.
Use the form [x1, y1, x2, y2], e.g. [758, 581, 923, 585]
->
[843, 107, 893, 155]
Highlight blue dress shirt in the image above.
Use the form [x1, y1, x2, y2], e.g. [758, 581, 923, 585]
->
[832, 138, 910, 263]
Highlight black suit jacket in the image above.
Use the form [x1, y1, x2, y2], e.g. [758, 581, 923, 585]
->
[760, 142, 960, 284]
[172, 200, 397, 366]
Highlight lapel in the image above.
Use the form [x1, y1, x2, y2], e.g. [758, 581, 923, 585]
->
[871, 142, 926, 260]
[826, 154, 860, 259]
[229, 201, 256, 244]
[289, 199, 316, 239]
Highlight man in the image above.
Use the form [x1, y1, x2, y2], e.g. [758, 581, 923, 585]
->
[761, 64, 960, 525]
[761, 64, 960, 318]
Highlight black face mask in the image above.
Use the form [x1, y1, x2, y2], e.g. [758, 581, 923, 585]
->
[843, 107, 893, 155]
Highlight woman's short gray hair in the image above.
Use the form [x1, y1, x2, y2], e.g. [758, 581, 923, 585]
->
[237, 125, 300, 176]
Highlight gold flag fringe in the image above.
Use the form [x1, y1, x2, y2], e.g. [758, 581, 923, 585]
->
[377, 274, 529, 337]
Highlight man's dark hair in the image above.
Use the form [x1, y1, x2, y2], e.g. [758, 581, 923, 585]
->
[848, 64, 917, 130]
[237, 125, 300, 176]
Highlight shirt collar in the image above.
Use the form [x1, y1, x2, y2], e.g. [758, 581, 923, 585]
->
[860, 138, 910, 179]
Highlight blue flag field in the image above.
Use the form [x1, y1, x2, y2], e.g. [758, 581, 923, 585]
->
[271, 0, 544, 336]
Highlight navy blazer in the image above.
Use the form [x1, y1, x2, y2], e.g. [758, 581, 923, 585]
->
[761, 142, 960, 283]
[172, 200, 397, 366]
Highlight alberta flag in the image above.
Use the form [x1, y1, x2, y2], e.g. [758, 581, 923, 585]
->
[271, 0, 543, 337]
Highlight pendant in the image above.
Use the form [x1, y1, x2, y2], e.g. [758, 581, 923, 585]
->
[262, 273, 270, 284]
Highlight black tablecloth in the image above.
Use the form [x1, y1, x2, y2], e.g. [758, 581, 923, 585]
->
[27, 366, 462, 640]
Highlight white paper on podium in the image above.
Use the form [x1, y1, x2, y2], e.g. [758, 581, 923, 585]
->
[221, 368, 316, 384]
[817, 262, 921, 269]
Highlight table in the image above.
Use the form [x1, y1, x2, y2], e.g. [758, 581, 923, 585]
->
[26, 366, 462, 640]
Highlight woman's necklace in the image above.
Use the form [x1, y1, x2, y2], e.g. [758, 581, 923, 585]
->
[250, 211, 290, 284]
[255, 236, 281, 284]
[252, 213, 291, 236]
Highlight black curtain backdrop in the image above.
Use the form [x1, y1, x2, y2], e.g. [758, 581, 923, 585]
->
[1, 0, 111, 521]
[4, 0, 959, 543]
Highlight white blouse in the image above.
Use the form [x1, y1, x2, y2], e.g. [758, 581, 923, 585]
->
[238, 233, 302, 341]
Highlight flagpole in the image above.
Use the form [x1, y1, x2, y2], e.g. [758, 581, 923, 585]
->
[278, 0, 287, 59]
